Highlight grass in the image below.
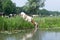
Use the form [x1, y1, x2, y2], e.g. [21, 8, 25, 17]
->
[0, 15, 34, 31]
[1, 15, 60, 33]
[33, 16, 60, 29]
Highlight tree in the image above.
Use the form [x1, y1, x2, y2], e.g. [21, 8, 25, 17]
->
[16, 7, 23, 14]
[0, 0, 3, 12]
[2, 0, 16, 15]
[23, 0, 45, 15]
[39, 9, 50, 16]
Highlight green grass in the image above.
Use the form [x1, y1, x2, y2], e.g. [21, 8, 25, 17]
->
[0, 15, 34, 31]
[33, 16, 60, 29]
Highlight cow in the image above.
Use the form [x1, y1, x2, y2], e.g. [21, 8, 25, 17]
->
[20, 12, 38, 27]
[32, 15, 39, 17]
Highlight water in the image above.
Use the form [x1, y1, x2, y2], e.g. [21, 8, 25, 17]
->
[0, 29, 60, 40]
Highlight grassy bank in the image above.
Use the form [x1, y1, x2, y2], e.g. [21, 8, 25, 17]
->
[0, 15, 34, 31]
[33, 16, 60, 29]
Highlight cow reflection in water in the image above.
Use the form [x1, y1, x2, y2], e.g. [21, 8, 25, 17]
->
[20, 12, 38, 40]
[22, 29, 38, 40]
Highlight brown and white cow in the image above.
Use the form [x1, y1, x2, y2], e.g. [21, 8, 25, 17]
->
[20, 12, 38, 27]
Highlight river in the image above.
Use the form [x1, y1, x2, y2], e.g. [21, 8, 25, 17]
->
[0, 29, 60, 40]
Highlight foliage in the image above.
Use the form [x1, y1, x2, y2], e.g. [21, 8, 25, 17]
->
[0, 0, 16, 15]
[16, 7, 23, 14]
[0, 0, 60, 16]
[2, 0, 16, 15]
[0, 16, 34, 31]
[39, 9, 50, 16]
[0, 0, 3, 12]
[23, 0, 45, 15]
[38, 9, 60, 16]
[33, 16, 60, 28]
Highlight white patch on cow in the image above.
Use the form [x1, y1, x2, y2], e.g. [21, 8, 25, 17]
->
[25, 15, 33, 22]
[20, 12, 33, 22]
[32, 15, 39, 17]
[20, 12, 26, 19]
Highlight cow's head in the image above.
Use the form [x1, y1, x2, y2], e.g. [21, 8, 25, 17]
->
[20, 12, 25, 16]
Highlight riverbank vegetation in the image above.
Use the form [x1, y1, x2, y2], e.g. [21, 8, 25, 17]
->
[0, 16, 34, 31]
[33, 16, 60, 29]
[0, 0, 60, 31]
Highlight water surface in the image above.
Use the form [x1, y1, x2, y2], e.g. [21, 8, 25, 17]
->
[0, 29, 60, 40]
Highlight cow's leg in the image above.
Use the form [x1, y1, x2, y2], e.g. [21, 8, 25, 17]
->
[31, 19, 35, 26]
[31, 19, 38, 28]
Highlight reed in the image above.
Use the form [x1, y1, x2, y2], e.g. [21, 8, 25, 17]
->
[33, 16, 60, 29]
[0, 15, 34, 31]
